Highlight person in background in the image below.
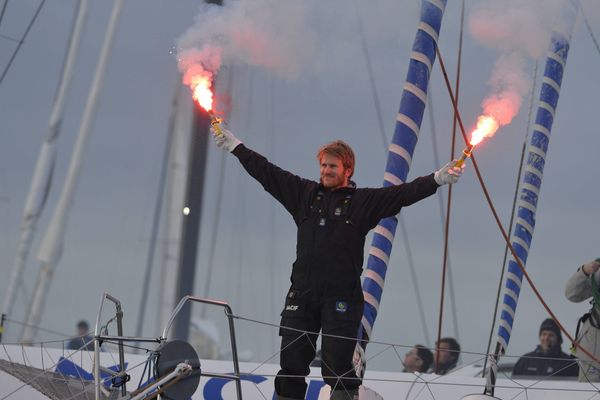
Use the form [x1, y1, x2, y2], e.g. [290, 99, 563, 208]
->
[66, 320, 94, 351]
[512, 318, 578, 377]
[432, 337, 460, 374]
[565, 258, 600, 381]
[212, 127, 464, 400]
[402, 345, 434, 373]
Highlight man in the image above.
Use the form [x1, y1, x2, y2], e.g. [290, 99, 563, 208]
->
[565, 258, 600, 381]
[512, 318, 578, 377]
[66, 320, 94, 351]
[212, 128, 464, 400]
[433, 337, 460, 374]
[402, 345, 434, 374]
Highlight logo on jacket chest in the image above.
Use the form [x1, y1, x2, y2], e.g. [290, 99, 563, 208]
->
[335, 301, 348, 313]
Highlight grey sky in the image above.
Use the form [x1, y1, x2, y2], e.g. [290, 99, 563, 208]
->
[1, 0, 600, 372]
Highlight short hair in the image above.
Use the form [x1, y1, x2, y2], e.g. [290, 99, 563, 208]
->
[415, 345, 434, 372]
[316, 140, 355, 178]
[539, 318, 563, 345]
[437, 337, 460, 360]
[77, 320, 89, 330]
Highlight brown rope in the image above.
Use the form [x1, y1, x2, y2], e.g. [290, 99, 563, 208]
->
[434, 44, 600, 367]
[435, 0, 465, 371]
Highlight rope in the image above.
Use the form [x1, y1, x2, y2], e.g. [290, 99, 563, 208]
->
[436, 0, 465, 370]
[201, 106, 229, 316]
[0, 0, 47, 85]
[0, 0, 8, 29]
[434, 44, 600, 368]
[352, 0, 389, 152]
[581, 2, 600, 58]
[2, 317, 70, 341]
[428, 93, 460, 342]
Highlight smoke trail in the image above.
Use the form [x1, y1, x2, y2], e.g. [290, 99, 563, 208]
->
[467, 0, 570, 134]
[176, 1, 318, 81]
[175, 0, 419, 83]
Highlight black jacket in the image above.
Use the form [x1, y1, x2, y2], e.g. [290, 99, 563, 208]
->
[512, 346, 579, 377]
[233, 144, 439, 298]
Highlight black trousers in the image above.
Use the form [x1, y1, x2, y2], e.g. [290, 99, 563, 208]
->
[274, 292, 363, 399]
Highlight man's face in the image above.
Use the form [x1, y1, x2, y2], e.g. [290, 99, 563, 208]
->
[319, 153, 351, 189]
[403, 347, 424, 373]
[539, 330, 559, 353]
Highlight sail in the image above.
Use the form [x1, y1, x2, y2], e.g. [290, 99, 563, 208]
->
[21, 0, 126, 343]
[1, 0, 88, 330]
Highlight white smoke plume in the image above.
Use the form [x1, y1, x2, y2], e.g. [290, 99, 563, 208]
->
[176, 1, 319, 81]
[468, 0, 572, 133]
[175, 0, 417, 84]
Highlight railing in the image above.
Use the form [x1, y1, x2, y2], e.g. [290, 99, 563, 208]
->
[92, 293, 243, 400]
[161, 295, 243, 400]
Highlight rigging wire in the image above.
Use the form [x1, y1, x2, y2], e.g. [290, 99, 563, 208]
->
[266, 73, 278, 354]
[0, 33, 19, 44]
[434, 45, 600, 367]
[581, 2, 600, 57]
[0, 0, 47, 86]
[2, 317, 69, 340]
[200, 66, 235, 317]
[482, 60, 539, 376]
[352, 0, 431, 345]
[135, 78, 179, 338]
[436, 0, 464, 368]
[351, 0, 388, 151]
[0, 0, 8, 29]
[427, 92, 460, 343]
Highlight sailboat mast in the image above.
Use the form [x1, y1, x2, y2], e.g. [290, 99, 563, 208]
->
[354, 0, 448, 375]
[485, 0, 579, 395]
[495, 0, 578, 356]
[170, 105, 210, 341]
[21, 0, 125, 342]
[1, 0, 88, 334]
[134, 80, 181, 340]
[168, 0, 223, 342]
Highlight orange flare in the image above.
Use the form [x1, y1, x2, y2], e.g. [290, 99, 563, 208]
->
[190, 75, 213, 112]
[470, 115, 499, 146]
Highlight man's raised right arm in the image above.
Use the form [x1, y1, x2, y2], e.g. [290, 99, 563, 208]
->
[211, 127, 311, 219]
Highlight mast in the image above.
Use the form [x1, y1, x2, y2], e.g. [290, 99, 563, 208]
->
[134, 80, 182, 339]
[1, 0, 88, 335]
[170, 105, 210, 341]
[169, 0, 223, 342]
[354, 0, 448, 375]
[21, 0, 125, 342]
[155, 85, 193, 335]
[485, 0, 579, 395]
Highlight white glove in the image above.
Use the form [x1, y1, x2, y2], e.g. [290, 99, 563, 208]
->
[434, 160, 465, 185]
[211, 126, 242, 152]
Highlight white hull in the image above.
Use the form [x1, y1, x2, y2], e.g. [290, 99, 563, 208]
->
[0, 344, 597, 400]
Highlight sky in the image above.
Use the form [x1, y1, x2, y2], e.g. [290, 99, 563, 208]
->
[1, 0, 600, 374]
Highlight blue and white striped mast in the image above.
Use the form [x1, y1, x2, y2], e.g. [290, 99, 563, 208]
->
[485, 0, 579, 395]
[354, 0, 448, 375]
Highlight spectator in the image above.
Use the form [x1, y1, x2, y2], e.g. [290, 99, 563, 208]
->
[512, 318, 578, 377]
[402, 345, 433, 373]
[66, 320, 94, 351]
[433, 337, 460, 374]
[565, 258, 600, 381]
